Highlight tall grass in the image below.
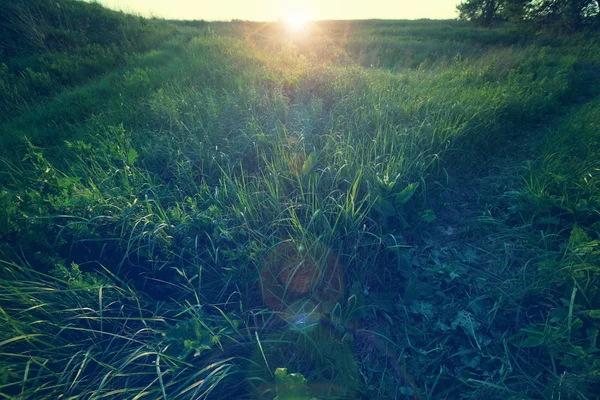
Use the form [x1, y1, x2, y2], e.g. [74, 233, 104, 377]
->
[1, 2, 600, 398]
[0, 259, 239, 399]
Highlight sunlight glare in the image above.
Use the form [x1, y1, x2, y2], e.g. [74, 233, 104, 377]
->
[284, 8, 309, 32]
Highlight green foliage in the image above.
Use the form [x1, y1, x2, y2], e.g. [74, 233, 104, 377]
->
[457, 0, 504, 26]
[457, 0, 600, 30]
[301, 151, 317, 176]
[0, 259, 236, 399]
[274, 368, 317, 400]
[519, 98, 600, 228]
[513, 97, 600, 395]
[0, 3, 600, 399]
[526, 0, 600, 30]
[395, 182, 420, 205]
[515, 224, 600, 398]
[164, 313, 243, 360]
[0, 0, 182, 122]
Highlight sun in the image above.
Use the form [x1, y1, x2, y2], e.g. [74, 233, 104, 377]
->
[284, 8, 309, 32]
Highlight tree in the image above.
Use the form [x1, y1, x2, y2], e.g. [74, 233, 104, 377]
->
[527, 0, 599, 30]
[457, 0, 600, 29]
[502, 0, 529, 22]
[457, 0, 504, 26]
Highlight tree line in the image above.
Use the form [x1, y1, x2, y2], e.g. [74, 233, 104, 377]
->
[457, 0, 600, 30]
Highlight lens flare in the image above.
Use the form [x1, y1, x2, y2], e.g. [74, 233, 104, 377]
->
[260, 241, 343, 323]
[284, 9, 308, 32]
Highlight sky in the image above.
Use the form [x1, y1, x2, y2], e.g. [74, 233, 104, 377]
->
[93, 0, 461, 21]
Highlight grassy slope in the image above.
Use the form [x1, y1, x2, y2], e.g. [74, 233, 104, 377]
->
[1, 1, 600, 399]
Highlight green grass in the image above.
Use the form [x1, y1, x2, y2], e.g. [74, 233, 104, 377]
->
[1, 1, 600, 398]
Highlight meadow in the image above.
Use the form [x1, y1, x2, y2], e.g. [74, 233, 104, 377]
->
[1, 1, 600, 399]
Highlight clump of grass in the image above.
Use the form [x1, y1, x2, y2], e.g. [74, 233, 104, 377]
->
[507, 98, 600, 399]
[0, 258, 240, 399]
[1, 4, 600, 398]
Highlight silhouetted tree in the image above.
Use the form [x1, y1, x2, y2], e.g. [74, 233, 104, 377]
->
[458, 0, 600, 29]
[457, 0, 504, 26]
[502, 0, 529, 22]
[527, 0, 599, 30]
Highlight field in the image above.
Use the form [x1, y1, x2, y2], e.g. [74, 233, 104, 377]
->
[1, 1, 600, 399]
